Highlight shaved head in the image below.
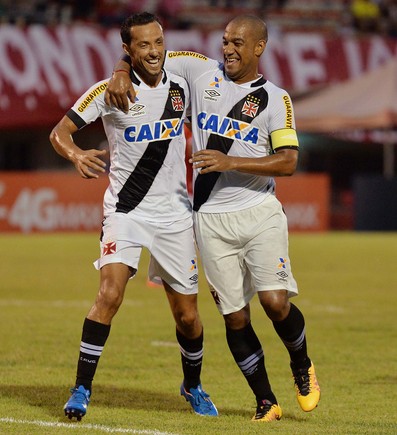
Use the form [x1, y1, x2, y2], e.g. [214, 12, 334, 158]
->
[222, 15, 267, 83]
[227, 15, 268, 42]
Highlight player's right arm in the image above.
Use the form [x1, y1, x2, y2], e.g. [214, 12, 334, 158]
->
[50, 79, 110, 178]
[105, 51, 215, 112]
[49, 116, 107, 179]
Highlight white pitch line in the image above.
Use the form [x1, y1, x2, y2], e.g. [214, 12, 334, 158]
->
[0, 417, 180, 435]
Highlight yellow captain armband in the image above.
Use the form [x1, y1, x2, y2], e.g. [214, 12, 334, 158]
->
[270, 128, 299, 151]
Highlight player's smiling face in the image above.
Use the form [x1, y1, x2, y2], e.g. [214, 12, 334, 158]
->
[124, 21, 165, 87]
[222, 21, 265, 84]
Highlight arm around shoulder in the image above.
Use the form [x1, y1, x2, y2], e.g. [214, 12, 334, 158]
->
[104, 56, 135, 112]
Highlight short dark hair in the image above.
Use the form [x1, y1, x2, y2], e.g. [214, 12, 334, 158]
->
[120, 12, 162, 45]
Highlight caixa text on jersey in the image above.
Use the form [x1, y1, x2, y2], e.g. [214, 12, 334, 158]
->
[197, 112, 259, 144]
[124, 118, 184, 143]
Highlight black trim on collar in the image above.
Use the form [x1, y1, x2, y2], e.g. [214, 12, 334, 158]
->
[130, 69, 141, 86]
[220, 65, 266, 87]
[130, 69, 167, 85]
[251, 76, 266, 87]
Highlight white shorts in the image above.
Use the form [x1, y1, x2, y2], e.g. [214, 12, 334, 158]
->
[193, 194, 298, 315]
[94, 213, 198, 295]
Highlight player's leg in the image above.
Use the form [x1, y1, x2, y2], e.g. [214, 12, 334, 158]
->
[163, 282, 217, 416]
[164, 283, 202, 386]
[64, 263, 132, 421]
[149, 218, 217, 416]
[64, 213, 141, 420]
[194, 209, 281, 422]
[224, 306, 282, 422]
[248, 195, 320, 412]
[261, 292, 320, 412]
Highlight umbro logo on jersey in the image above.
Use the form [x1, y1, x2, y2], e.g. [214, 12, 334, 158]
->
[203, 89, 221, 101]
[129, 103, 146, 117]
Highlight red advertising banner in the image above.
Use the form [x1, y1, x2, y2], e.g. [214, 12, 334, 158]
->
[0, 172, 329, 233]
[0, 25, 396, 128]
[0, 172, 108, 233]
[276, 174, 330, 232]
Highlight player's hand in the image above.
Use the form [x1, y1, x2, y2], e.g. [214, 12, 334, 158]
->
[190, 149, 234, 174]
[105, 71, 135, 113]
[72, 149, 107, 179]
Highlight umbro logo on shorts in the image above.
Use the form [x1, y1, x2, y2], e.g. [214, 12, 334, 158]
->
[189, 274, 198, 284]
[276, 271, 288, 279]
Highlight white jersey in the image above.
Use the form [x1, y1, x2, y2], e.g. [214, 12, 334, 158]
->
[67, 69, 191, 222]
[164, 51, 299, 213]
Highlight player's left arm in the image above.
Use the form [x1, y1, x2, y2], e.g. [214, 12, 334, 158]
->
[190, 147, 298, 176]
[191, 90, 299, 176]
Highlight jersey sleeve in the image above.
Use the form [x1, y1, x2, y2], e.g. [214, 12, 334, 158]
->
[164, 51, 219, 84]
[268, 89, 299, 151]
[66, 79, 109, 129]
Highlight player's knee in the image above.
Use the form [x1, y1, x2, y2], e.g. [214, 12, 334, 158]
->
[224, 307, 250, 330]
[96, 281, 124, 313]
[176, 309, 200, 335]
[259, 290, 290, 321]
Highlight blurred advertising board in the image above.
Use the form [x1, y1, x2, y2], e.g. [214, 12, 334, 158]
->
[0, 172, 329, 233]
[0, 172, 107, 233]
[276, 174, 330, 232]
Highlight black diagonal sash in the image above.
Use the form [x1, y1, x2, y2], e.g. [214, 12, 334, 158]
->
[116, 81, 185, 213]
[193, 87, 269, 211]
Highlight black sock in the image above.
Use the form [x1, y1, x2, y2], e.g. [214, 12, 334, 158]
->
[226, 322, 276, 403]
[272, 303, 311, 370]
[75, 318, 111, 391]
[176, 328, 203, 390]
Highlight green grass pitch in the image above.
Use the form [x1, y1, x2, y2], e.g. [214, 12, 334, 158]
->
[0, 232, 396, 434]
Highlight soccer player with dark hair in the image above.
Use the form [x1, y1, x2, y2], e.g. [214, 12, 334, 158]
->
[50, 12, 217, 421]
[106, 14, 320, 423]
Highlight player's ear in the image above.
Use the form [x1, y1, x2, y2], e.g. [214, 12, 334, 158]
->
[122, 43, 130, 57]
[255, 40, 266, 57]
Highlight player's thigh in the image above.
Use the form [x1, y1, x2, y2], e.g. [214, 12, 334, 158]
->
[94, 213, 145, 272]
[194, 211, 249, 315]
[149, 217, 199, 294]
[244, 196, 298, 295]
